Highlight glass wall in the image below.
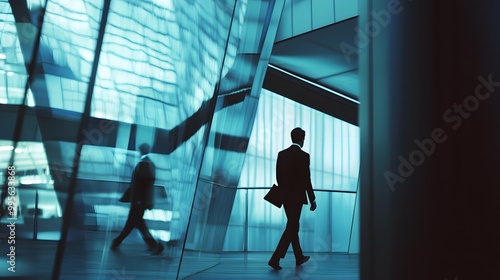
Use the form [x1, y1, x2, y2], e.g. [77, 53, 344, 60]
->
[223, 88, 360, 253]
[178, 0, 285, 277]
[0, 0, 283, 279]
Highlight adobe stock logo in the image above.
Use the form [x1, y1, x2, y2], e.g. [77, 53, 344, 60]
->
[385, 74, 500, 192]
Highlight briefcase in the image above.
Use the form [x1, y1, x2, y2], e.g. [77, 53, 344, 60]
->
[264, 184, 283, 208]
[119, 187, 132, 202]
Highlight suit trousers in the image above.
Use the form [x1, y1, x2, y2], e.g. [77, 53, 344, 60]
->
[272, 202, 304, 260]
[113, 205, 157, 248]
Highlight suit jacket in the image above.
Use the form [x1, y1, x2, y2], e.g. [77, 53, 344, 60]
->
[130, 156, 156, 209]
[276, 144, 315, 205]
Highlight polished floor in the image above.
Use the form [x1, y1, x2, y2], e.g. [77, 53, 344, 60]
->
[185, 252, 359, 280]
[0, 229, 359, 279]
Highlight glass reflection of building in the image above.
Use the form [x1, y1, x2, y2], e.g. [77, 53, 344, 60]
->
[0, 0, 359, 279]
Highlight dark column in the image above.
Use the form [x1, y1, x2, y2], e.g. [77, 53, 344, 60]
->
[360, 1, 500, 279]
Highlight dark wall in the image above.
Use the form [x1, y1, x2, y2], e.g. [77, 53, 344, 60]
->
[360, 1, 500, 279]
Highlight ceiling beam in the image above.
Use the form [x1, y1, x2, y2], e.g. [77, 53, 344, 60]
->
[263, 65, 359, 126]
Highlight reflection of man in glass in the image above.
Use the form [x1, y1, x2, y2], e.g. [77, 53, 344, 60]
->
[268, 128, 317, 270]
[111, 143, 164, 255]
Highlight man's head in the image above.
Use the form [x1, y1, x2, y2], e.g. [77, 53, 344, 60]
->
[138, 143, 151, 156]
[291, 127, 305, 147]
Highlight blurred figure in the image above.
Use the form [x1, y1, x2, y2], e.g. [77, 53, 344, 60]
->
[268, 127, 317, 270]
[111, 143, 163, 255]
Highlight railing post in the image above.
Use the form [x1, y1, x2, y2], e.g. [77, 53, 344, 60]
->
[244, 189, 248, 252]
[33, 189, 38, 240]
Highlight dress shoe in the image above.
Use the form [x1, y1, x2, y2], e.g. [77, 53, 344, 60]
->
[268, 259, 282, 270]
[296, 255, 310, 266]
[110, 240, 119, 250]
[151, 243, 164, 255]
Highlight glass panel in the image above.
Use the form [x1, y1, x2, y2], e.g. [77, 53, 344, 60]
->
[38, 0, 104, 111]
[240, 89, 360, 192]
[224, 88, 360, 253]
[179, 0, 285, 278]
[30, 1, 109, 279]
[0, 140, 61, 279]
[222, 189, 246, 251]
[334, 0, 358, 22]
[292, 0, 312, 35]
[247, 188, 287, 251]
[1, 3, 41, 278]
[1, 141, 61, 236]
[312, 0, 335, 29]
[0, 1, 31, 105]
[181, 182, 236, 276]
[349, 182, 360, 253]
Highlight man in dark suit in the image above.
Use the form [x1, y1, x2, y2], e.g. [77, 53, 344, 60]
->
[268, 127, 317, 270]
[111, 143, 164, 255]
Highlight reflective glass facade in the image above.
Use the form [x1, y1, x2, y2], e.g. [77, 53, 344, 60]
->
[1, 0, 285, 279]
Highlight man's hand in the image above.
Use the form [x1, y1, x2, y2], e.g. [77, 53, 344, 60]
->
[310, 201, 317, 211]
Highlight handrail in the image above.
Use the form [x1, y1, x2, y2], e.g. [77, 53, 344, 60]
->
[198, 178, 356, 193]
[60, 175, 165, 187]
[236, 187, 356, 193]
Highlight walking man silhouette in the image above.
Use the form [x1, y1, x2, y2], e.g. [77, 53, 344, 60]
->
[268, 127, 317, 270]
[111, 143, 163, 255]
